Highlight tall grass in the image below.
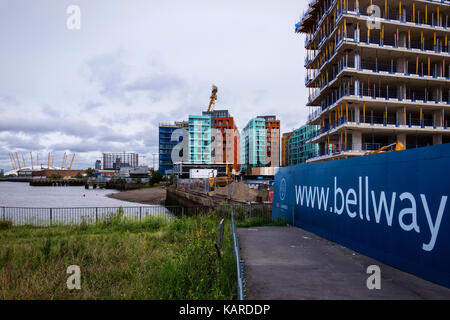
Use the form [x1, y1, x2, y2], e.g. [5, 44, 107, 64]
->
[0, 214, 236, 300]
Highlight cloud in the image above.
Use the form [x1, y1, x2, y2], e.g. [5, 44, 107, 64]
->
[0, 116, 99, 138]
[83, 101, 103, 111]
[125, 74, 187, 95]
[82, 51, 129, 101]
[0, 133, 44, 151]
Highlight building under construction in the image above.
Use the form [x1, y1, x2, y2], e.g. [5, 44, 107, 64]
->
[297, 0, 450, 162]
[102, 152, 139, 170]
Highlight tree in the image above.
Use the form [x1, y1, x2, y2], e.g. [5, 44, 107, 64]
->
[49, 173, 62, 180]
[85, 168, 96, 177]
[75, 172, 83, 179]
[150, 170, 163, 185]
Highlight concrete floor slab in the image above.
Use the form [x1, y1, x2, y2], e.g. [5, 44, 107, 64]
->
[237, 226, 450, 300]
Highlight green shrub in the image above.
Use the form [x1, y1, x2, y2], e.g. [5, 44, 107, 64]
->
[0, 220, 13, 230]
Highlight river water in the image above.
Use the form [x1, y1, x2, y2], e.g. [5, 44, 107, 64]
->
[0, 181, 134, 207]
[0, 182, 172, 225]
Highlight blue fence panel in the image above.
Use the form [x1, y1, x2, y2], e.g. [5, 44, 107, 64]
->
[273, 143, 450, 288]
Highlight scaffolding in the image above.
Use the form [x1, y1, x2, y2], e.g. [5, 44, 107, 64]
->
[102, 152, 139, 170]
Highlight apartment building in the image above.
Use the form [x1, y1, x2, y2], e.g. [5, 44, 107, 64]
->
[257, 115, 281, 167]
[188, 115, 212, 164]
[240, 117, 267, 173]
[158, 121, 187, 175]
[297, 0, 450, 162]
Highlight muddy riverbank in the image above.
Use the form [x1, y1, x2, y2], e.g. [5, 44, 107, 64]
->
[107, 187, 166, 205]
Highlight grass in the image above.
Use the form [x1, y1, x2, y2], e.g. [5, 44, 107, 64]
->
[229, 204, 286, 228]
[235, 216, 287, 228]
[0, 213, 236, 300]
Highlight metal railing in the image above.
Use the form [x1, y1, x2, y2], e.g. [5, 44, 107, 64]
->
[0, 203, 274, 227]
[231, 206, 245, 300]
[0, 206, 175, 226]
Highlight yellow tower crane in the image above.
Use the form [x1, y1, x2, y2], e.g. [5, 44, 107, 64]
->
[30, 152, 34, 170]
[207, 85, 218, 112]
[48, 152, 50, 169]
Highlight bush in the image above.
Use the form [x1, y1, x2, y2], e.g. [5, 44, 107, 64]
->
[0, 220, 13, 230]
[150, 170, 163, 185]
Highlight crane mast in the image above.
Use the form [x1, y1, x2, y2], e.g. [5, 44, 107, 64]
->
[207, 85, 218, 112]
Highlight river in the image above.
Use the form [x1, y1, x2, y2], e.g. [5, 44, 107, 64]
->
[0, 182, 173, 226]
[0, 181, 141, 207]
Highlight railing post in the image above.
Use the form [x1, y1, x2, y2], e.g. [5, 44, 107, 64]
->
[182, 207, 185, 219]
[139, 207, 142, 221]
[49, 208, 53, 226]
[2, 207, 5, 221]
[95, 207, 98, 223]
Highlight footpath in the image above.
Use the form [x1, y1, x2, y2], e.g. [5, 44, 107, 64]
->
[237, 226, 450, 300]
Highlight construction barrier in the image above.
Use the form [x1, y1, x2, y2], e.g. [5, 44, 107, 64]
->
[273, 143, 450, 288]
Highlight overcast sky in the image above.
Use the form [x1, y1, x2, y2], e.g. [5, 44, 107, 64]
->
[0, 0, 309, 170]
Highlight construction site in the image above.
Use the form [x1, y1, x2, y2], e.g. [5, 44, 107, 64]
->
[297, 0, 450, 162]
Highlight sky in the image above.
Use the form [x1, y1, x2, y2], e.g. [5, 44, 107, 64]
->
[0, 0, 309, 170]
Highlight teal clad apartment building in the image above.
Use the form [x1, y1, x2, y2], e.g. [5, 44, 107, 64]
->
[188, 115, 212, 163]
[288, 125, 319, 165]
[240, 117, 267, 173]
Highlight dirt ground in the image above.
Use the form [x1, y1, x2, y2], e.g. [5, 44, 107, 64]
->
[107, 187, 166, 205]
[211, 181, 270, 202]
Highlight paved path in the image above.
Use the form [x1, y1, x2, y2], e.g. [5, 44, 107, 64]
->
[237, 226, 450, 300]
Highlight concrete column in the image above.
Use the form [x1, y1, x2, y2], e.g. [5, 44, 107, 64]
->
[397, 133, 406, 146]
[355, 105, 360, 124]
[354, 79, 360, 95]
[397, 84, 406, 99]
[433, 86, 443, 102]
[396, 58, 405, 73]
[433, 110, 443, 127]
[437, 62, 443, 77]
[352, 131, 362, 151]
[396, 110, 404, 125]
[354, 51, 360, 70]
[399, 32, 407, 48]
[354, 24, 360, 42]
[433, 134, 443, 145]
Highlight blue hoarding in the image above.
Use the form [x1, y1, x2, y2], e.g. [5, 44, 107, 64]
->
[273, 144, 450, 288]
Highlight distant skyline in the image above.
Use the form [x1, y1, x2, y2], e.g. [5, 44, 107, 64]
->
[0, 0, 309, 170]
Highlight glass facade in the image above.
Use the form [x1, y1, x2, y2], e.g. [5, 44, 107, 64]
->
[240, 118, 267, 173]
[188, 115, 212, 163]
[159, 125, 183, 175]
[288, 125, 319, 165]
